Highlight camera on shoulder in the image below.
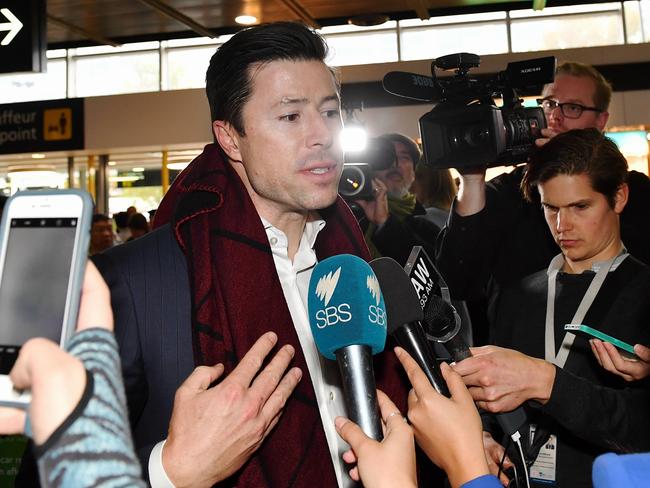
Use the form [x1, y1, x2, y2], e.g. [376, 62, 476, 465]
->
[339, 137, 396, 201]
[383, 53, 556, 169]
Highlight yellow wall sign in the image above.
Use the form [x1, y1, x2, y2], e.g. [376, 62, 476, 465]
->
[43, 108, 72, 141]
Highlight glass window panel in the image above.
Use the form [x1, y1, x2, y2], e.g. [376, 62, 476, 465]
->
[399, 11, 506, 27]
[47, 49, 67, 59]
[164, 36, 223, 48]
[73, 41, 160, 56]
[509, 2, 621, 18]
[320, 21, 397, 34]
[0, 59, 67, 103]
[73, 51, 160, 97]
[400, 22, 508, 61]
[511, 11, 624, 52]
[325, 32, 398, 66]
[166, 45, 218, 90]
[641, 0, 650, 42]
[625, 1, 644, 43]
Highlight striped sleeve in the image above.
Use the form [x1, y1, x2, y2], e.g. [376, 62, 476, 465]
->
[35, 328, 145, 487]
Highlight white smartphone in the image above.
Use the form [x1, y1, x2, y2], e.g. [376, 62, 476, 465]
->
[0, 190, 93, 408]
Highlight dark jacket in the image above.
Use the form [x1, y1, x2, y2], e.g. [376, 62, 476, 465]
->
[490, 256, 650, 488]
[436, 166, 650, 302]
[360, 200, 441, 266]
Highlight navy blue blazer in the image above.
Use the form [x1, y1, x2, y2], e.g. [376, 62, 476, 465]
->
[92, 224, 195, 476]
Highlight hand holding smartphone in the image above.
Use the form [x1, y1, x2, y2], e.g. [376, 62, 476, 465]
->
[564, 324, 638, 359]
[0, 190, 92, 407]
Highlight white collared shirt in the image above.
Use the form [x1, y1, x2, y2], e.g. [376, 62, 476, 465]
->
[149, 218, 354, 487]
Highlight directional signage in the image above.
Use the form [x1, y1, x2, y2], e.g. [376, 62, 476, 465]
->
[0, 98, 85, 155]
[0, 0, 46, 74]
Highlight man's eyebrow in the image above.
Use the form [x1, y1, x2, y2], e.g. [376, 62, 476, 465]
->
[543, 96, 590, 105]
[320, 94, 340, 105]
[541, 198, 591, 208]
[273, 94, 339, 108]
[567, 198, 592, 206]
[276, 97, 308, 107]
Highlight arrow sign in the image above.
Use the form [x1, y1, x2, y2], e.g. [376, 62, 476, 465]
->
[0, 8, 23, 46]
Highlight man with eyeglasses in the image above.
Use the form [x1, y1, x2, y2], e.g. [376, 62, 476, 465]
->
[436, 60, 650, 337]
[536, 62, 610, 142]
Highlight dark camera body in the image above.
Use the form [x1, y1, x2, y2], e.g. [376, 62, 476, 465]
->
[339, 137, 396, 200]
[383, 53, 556, 169]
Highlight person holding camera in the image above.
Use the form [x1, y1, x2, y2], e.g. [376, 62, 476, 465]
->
[436, 62, 650, 306]
[354, 133, 441, 265]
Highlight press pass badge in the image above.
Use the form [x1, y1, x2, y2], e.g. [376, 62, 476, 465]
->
[530, 425, 557, 485]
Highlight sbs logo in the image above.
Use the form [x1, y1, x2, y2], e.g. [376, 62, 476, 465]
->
[366, 274, 386, 326]
[314, 267, 351, 328]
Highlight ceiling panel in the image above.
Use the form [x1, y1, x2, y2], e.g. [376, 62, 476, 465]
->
[42, 0, 549, 48]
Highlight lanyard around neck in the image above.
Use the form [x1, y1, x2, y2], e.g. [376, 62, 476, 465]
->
[544, 252, 628, 368]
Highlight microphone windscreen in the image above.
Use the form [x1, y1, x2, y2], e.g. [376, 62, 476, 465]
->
[369, 257, 423, 335]
[423, 294, 458, 338]
[308, 254, 387, 360]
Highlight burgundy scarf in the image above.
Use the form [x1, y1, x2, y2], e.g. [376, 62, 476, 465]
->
[154, 143, 408, 487]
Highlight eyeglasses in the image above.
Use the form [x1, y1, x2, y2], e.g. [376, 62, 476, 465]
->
[537, 98, 602, 119]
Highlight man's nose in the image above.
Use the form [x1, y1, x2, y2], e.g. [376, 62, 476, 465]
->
[548, 104, 563, 123]
[306, 112, 335, 148]
[556, 208, 572, 233]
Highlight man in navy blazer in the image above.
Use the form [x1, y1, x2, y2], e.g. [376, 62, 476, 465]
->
[93, 21, 410, 488]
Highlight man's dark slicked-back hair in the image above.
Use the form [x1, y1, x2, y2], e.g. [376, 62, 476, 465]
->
[522, 128, 628, 208]
[206, 21, 330, 135]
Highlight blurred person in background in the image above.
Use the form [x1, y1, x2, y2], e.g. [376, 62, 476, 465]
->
[89, 213, 114, 255]
[354, 133, 440, 264]
[127, 212, 150, 241]
[412, 163, 457, 229]
[113, 211, 131, 244]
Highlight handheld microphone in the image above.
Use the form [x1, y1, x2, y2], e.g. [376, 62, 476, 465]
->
[405, 246, 527, 436]
[370, 257, 449, 396]
[404, 246, 464, 346]
[308, 254, 387, 441]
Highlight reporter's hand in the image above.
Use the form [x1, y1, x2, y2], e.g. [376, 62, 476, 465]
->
[335, 389, 416, 488]
[452, 345, 556, 413]
[590, 339, 650, 381]
[0, 261, 111, 443]
[162, 332, 302, 487]
[534, 127, 560, 147]
[482, 431, 513, 486]
[396, 347, 490, 488]
[354, 177, 389, 226]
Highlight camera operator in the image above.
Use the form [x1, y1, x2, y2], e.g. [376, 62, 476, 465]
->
[353, 133, 441, 265]
[436, 62, 650, 305]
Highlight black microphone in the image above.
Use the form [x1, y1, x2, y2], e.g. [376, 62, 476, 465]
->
[405, 246, 528, 436]
[423, 294, 472, 361]
[382, 71, 436, 102]
[370, 257, 450, 396]
[405, 246, 468, 355]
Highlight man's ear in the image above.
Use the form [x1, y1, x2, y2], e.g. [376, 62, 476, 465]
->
[213, 120, 242, 163]
[614, 182, 629, 214]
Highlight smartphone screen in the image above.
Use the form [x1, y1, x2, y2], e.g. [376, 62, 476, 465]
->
[0, 217, 79, 373]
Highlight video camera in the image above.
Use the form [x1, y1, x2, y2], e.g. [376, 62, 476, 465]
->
[383, 53, 556, 168]
[338, 137, 396, 200]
